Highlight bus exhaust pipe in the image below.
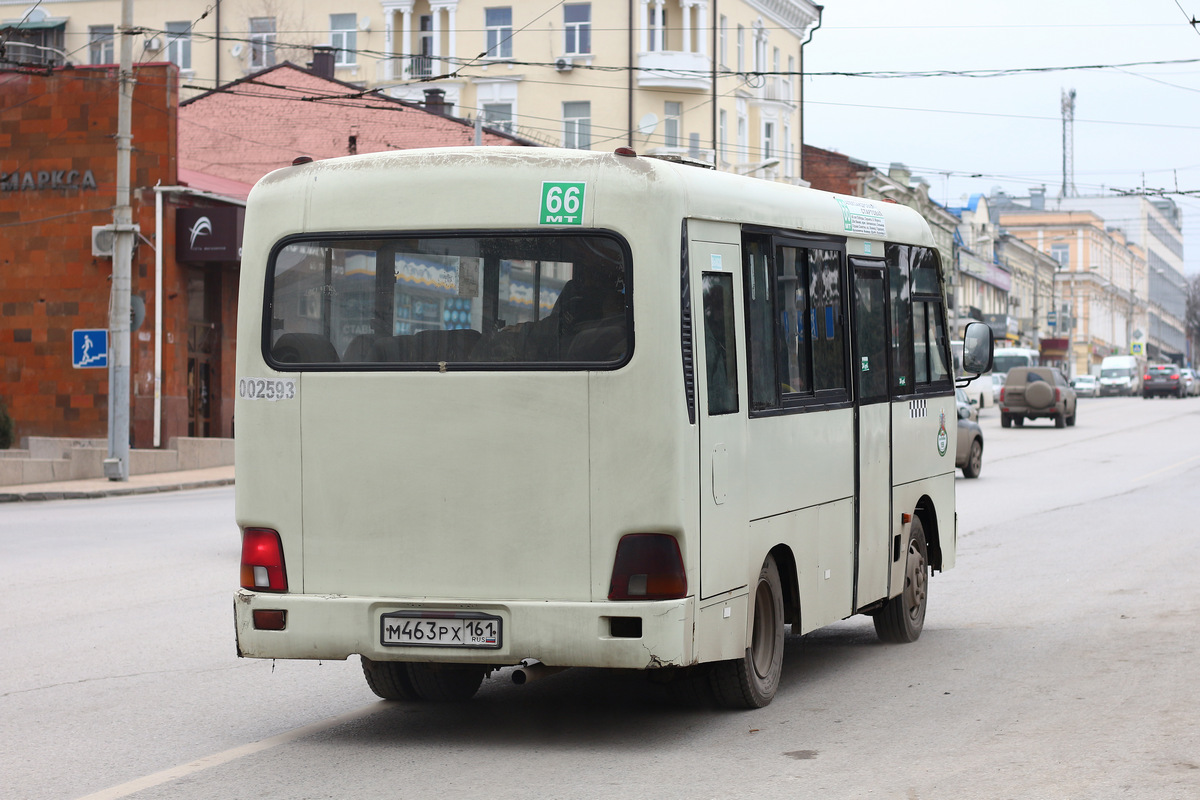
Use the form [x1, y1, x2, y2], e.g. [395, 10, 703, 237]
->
[512, 661, 567, 685]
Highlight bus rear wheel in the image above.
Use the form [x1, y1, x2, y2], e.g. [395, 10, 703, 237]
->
[361, 657, 485, 702]
[873, 517, 929, 644]
[711, 555, 784, 709]
[361, 656, 419, 701]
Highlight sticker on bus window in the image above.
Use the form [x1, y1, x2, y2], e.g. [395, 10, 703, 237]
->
[239, 378, 296, 402]
[540, 182, 585, 225]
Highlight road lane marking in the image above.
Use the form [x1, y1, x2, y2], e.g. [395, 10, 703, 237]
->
[75, 702, 387, 800]
[1132, 455, 1200, 484]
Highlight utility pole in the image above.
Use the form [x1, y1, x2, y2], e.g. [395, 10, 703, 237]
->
[105, 0, 135, 481]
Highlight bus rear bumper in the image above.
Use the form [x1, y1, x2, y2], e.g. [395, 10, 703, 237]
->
[234, 590, 696, 670]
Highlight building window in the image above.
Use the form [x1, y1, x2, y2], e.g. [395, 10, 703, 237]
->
[1050, 243, 1070, 267]
[482, 103, 513, 133]
[763, 121, 774, 160]
[719, 16, 728, 67]
[736, 25, 744, 72]
[664, 101, 681, 148]
[719, 109, 728, 163]
[88, 25, 114, 65]
[783, 122, 793, 176]
[330, 13, 357, 66]
[413, 15, 434, 76]
[165, 21, 192, 70]
[736, 112, 747, 162]
[563, 101, 591, 150]
[564, 4, 591, 55]
[250, 17, 277, 68]
[485, 7, 513, 59]
[648, 5, 667, 51]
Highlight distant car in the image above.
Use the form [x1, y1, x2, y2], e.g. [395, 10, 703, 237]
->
[1143, 364, 1187, 399]
[990, 372, 1006, 403]
[955, 388, 983, 479]
[1071, 374, 1099, 397]
[1181, 368, 1200, 397]
[999, 366, 1077, 428]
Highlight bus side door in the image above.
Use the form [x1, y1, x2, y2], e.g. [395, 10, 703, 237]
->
[689, 228, 749, 601]
[850, 260, 892, 607]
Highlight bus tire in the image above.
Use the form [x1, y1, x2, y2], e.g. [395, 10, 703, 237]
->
[710, 555, 784, 709]
[873, 517, 929, 644]
[406, 663, 486, 702]
[361, 656, 419, 701]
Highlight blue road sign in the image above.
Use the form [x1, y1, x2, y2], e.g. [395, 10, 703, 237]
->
[73, 329, 108, 368]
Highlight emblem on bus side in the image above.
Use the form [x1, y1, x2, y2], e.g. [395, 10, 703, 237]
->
[937, 410, 948, 457]
[540, 182, 585, 225]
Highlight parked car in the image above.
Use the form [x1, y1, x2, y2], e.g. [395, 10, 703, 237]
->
[1143, 364, 1187, 399]
[1181, 368, 1200, 397]
[999, 366, 1078, 428]
[1071, 374, 1099, 397]
[990, 372, 1006, 404]
[955, 389, 983, 479]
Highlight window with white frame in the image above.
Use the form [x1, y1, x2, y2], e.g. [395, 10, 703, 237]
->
[736, 25, 744, 72]
[762, 121, 774, 160]
[648, 5, 667, 51]
[719, 16, 727, 67]
[719, 109, 728, 163]
[664, 101, 681, 148]
[785, 55, 795, 101]
[330, 13, 357, 66]
[563, 101, 591, 149]
[482, 103, 513, 132]
[165, 21, 191, 70]
[564, 4, 591, 54]
[1050, 244, 1070, 267]
[783, 122, 793, 176]
[250, 17, 277, 68]
[88, 25, 114, 64]
[736, 111, 747, 162]
[485, 7, 513, 59]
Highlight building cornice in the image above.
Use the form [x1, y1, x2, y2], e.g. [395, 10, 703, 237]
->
[743, 0, 821, 35]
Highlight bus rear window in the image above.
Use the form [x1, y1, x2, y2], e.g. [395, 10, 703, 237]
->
[265, 233, 630, 368]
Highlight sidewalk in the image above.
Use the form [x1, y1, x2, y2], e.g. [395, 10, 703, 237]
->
[0, 465, 235, 502]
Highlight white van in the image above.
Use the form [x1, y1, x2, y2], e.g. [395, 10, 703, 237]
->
[1099, 355, 1142, 396]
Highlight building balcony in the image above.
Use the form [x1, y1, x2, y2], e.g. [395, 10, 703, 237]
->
[636, 51, 711, 91]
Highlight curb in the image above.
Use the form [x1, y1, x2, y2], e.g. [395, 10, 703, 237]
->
[0, 477, 234, 503]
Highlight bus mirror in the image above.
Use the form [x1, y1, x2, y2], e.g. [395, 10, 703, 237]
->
[961, 322, 994, 376]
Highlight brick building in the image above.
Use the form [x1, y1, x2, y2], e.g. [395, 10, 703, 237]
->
[0, 63, 246, 448]
[1, 60, 537, 451]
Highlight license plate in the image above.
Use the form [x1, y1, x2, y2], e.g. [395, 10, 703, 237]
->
[380, 611, 502, 649]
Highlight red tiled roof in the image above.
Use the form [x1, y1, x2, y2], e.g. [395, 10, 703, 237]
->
[178, 63, 533, 187]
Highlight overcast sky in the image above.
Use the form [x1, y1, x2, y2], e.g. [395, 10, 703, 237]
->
[802, 0, 1200, 275]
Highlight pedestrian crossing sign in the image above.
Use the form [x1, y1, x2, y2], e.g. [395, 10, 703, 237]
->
[72, 329, 108, 368]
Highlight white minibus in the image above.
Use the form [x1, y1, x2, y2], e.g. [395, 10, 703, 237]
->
[234, 147, 992, 708]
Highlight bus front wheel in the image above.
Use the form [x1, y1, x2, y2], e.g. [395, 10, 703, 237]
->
[873, 517, 929, 644]
[711, 555, 785, 709]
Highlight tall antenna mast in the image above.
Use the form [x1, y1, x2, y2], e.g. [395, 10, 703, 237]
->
[1060, 88, 1077, 198]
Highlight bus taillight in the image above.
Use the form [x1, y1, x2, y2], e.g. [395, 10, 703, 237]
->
[608, 534, 687, 600]
[241, 528, 288, 592]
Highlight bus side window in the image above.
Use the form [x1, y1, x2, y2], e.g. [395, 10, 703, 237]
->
[702, 273, 739, 415]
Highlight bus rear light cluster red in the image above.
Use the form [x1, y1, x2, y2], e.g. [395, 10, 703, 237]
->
[241, 528, 288, 592]
[608, 533, 687, 600]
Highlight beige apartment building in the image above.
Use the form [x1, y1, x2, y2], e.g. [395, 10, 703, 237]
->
[1001, 210, 1151, 377]
[3, 0, 821, 181]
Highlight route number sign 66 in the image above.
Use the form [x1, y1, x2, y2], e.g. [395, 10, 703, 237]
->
[540, 182, 585, 226]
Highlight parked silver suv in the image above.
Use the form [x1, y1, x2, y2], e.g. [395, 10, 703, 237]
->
[999, 367, 1077, 428]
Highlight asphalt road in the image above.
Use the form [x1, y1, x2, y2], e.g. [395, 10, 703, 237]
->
[2, 394, 1198, 800]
